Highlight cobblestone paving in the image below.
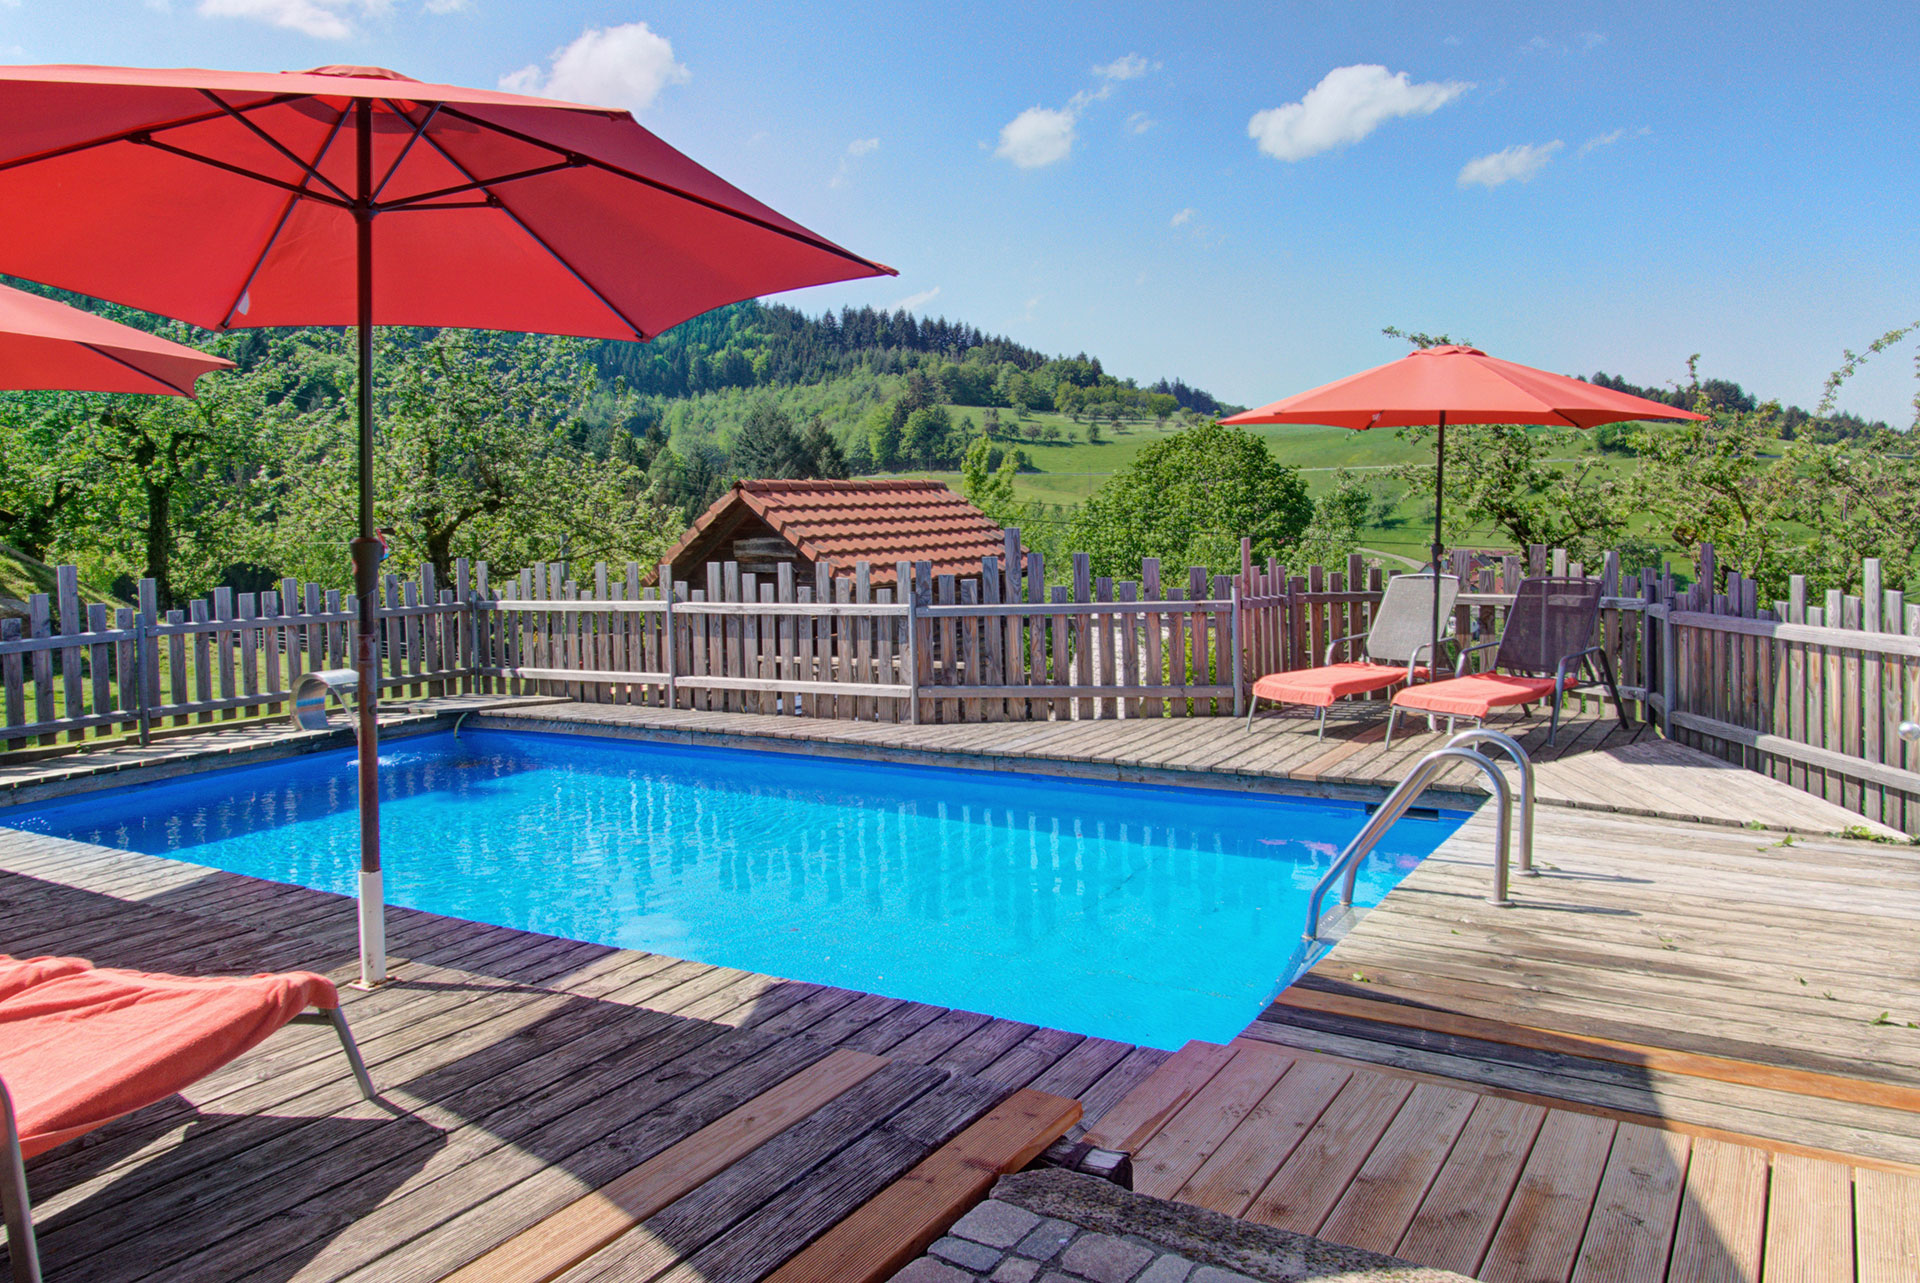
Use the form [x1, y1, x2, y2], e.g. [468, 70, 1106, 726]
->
[886, 1170, 1469, 1283]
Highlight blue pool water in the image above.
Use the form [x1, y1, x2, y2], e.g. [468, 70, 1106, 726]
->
[1, 730, 1463, 1048]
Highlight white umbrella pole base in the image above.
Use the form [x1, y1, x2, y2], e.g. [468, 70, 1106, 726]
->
[353, 869, 388, 989]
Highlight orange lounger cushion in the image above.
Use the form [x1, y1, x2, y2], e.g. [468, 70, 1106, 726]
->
[1253, 663, 1426, 709]
[0, 954, 337, 1158]
[1392, 674, 1564, 719]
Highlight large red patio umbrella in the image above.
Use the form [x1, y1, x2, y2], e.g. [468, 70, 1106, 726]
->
[0, 280, 231, 393]
[0, 63, 895, 987]
[1222, 344, 1705, 674]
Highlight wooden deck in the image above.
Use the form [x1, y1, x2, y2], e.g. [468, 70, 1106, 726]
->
[1085, 1036, 1920, 1283]
[469, 698, 1901, 838]
[1252, 804, 1920, 1168]
[0, 834, 1156, 1283]
[6, 701, 1919, 1281]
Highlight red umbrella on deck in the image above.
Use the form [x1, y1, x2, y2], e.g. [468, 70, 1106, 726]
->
[0, 280, 230, 393]
[0, 62, 896, 986]
[1222, 344, 1705, 674]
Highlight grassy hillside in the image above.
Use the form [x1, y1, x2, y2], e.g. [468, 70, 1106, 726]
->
[0, 543, 127, 611]
[876, 409, 1656, 563]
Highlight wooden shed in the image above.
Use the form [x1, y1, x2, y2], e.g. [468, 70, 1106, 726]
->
[657, 479, 1009, 588]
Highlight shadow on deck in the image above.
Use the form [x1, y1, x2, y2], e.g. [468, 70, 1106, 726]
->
[0, 851, 1154, 1283]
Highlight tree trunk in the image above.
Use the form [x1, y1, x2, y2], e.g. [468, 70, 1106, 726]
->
[424, 527, 455, 587]
[145, 479, 173, 610]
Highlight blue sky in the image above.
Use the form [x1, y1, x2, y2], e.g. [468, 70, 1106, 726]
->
[4, 1, 1917, 421]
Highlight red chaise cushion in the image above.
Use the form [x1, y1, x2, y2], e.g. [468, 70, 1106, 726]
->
[1392, 674, 1565, 719]
[1252, 662, 1426, 709]
[0, 954, 337, 1158]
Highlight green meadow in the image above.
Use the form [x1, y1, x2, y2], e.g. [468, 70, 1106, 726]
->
[882, 408, 1643, 565]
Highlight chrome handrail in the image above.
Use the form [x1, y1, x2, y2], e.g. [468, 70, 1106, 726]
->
[1304, 746, 1514, 944]
[1443, 728, 1536, 875]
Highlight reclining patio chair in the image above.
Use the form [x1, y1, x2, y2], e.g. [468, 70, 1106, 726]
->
[1386, 576, 1628, 748]
[1246, 573, 1460, 739]
[1, 953, 375, 1283]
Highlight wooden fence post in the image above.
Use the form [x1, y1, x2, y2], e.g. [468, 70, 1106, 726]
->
[1230, 584, 1244, 718]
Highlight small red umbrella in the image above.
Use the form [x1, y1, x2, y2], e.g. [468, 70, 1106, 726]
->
[1223, 344, 1706, 669]
[0, 281, 231, 394]
[0, 63, 895, 986]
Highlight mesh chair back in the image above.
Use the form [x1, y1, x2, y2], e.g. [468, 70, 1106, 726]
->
[1362, 573, 1461, 665]
[1496, 577, 1603, 675]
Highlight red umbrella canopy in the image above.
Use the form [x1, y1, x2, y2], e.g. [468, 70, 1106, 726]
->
[1221, 345, 1706, 429]
[0, 280, 231, 394]
[0, 62, 898, 990]
[0, 63, 894, 337]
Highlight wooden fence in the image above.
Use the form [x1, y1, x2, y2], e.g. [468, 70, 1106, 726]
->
[481, 530, 1241, 724]
[1646, 545, 1920, 836]
[5, 535, 1915, 833]
[0, 561, 482, 752]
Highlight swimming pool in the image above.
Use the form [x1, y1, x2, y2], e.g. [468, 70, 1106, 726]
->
[1, 729, 1464, 1048]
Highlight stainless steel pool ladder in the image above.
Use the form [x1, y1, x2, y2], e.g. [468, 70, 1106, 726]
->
[1302, 729, 1537, 944]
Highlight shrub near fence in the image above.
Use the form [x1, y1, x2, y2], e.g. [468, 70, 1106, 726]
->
[3, 534, 1914, 834]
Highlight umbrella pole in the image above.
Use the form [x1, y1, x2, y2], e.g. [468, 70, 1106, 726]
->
[350, 99, 386, 988]
[1431, 411, 1446, 678]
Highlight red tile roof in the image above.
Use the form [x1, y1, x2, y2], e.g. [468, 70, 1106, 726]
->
[662, 479, 1009, 586]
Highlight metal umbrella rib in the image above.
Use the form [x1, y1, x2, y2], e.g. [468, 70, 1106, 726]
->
[218, 109, 351, 329]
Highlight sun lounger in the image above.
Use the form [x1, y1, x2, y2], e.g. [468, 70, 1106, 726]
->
[1, 954, 374, 1283]
[1247, 573, 1459, 738]
[1387, 576, 1628, 747]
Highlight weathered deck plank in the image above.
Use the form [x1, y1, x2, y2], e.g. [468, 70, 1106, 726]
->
[0, 838, 1115, 1283]
[1101, 1039, 1919, 1283]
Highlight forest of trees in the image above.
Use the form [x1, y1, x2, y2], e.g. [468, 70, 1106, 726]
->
[611, 301, 1231, 518]
[1587, 370, 1894, 443]
[590, 300, 1228, 422]
[0, 278, 1912, 611]
[0, 289, 1241, 607]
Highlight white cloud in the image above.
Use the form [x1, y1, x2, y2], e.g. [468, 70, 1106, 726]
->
[995, 106, 1077, 169]
[1457, 140, 1563, 187]
[1093, 53, 1155, 81]
[1169, 207, 1195, 227]
[994, 55, 1157, 169]
[1580, 30, 1608, 49]
[501, 21, 689, 112]
[424, 0, 465, 12]
[1248, 64, 1471, 162]
[831, 137, 880, 187]
[196, 0, 377, 38]
[890, 286, 941, 313]
[1577, 128, 1624, 157]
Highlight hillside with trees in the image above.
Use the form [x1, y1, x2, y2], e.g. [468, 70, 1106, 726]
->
[594, 300, 1239, 517]
[0, 277, 1911, 607]
[0, 287, 1243, 605]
